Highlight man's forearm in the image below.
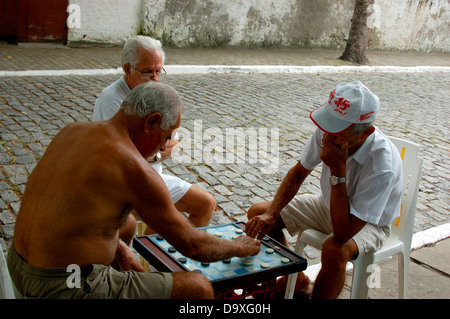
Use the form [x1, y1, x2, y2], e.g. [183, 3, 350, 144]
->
[268, 162, 311, 218]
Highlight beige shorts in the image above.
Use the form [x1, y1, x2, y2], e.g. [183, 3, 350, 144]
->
[280, 194, 390, 257]
[7, 245, 173, 299]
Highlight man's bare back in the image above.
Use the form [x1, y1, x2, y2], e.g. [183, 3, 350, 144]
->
[11, 82, 260, 298]
[13, 119, 157, 268]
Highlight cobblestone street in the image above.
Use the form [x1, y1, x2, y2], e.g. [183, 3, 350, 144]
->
[1, 70, 449, 252]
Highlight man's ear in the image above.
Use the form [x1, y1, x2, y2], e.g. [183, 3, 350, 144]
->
[123, 63, 132, 76]
[144, 113, 162, 132]
[362, 126, 375, 141]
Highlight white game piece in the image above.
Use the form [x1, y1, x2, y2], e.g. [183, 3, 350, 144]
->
[215, 232, 222, 237]
[235, 228, 244, 234]
[260, 262, 269, 268]
[265, 248, 274, 254]
[281, 257, 290, 263]
[243, 259, 253, 266]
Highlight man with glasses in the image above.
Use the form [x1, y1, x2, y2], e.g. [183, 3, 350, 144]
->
[93, 36, 216, 242]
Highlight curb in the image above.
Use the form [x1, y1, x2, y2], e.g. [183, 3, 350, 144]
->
[1, 65, 450, 77]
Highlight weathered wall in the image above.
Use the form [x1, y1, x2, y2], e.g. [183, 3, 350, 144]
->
[67, 0, 143, 46]
[67, 0, 450, 52]
[142, 0, 354, 48]
[369, 0, 450, 52]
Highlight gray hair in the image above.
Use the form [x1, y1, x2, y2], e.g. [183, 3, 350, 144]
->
[121, 36, 166, 69]
[119, 82, 181, 130]
[351, 121, 374, 135]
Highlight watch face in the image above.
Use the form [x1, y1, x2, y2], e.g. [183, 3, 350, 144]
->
[330, 176, 345, 185]
[330, 176, 338, 185]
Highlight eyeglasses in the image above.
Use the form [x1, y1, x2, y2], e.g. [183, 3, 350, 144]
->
[131, 65, 166, 81]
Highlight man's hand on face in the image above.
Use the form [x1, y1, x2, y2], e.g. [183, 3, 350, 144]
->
[320, 133, 349, 174]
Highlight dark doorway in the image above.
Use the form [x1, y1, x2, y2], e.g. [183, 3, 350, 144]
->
[0, 0, 68, 44]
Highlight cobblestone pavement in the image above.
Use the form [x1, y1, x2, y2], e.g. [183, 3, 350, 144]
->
[1, 71, 449, 254]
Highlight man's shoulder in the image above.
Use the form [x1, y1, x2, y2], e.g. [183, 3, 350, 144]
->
[368, 128, 402, 171]
[94, 77, 130, 121]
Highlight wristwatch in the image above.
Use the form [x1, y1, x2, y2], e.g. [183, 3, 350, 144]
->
[330, 175, 346, 186]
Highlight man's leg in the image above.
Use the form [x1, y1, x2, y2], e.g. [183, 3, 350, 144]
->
[171, 272, 215, 299]
[246, 202, 310, 296]
[311, 236, 358, 299]
[143, 185, 215, 235]
[174, 186, 215, 228]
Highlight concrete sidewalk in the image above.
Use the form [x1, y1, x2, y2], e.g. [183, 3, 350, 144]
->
[0, 43, 449, 299]
[1, 43, 449, 71]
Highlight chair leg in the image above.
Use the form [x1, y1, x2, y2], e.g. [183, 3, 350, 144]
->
[284, 241, 306, 299]
[398, 252, 409, 299]
[350, 255, 372, 299]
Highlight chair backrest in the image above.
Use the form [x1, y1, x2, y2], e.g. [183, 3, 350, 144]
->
[388, 136, 423, 249]
[0, 247, 15, 299]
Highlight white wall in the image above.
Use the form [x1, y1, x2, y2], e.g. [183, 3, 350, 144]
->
[370, 0, 450, 52]
[68, 0, 143, 46]
[67, 0, 450, 52]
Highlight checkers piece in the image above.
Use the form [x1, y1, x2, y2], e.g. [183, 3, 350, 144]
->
[281, 257, 290, 264]
[265, 248, 274, 254]
[178, 257, 187, 264]
[168, 247, 176, 253]
[223, 259, 231, 264]
[242, 259, 253, 266]
[260, 262, 269, 269]
[156, 235, 164, 241]
[235, 228, 244, 234]
[201, 262, 210, 267]
[214, 232, 222, 237]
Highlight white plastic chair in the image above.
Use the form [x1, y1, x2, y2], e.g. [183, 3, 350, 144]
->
[285, 136, 423, 299]
[0, 247, 16, 299]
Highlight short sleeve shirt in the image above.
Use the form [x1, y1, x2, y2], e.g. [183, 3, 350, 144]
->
[300, 127, 403, 226]
[93, 76, 130, 121]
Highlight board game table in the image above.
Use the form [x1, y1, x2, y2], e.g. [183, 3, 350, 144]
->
[133, 222, 307, 299]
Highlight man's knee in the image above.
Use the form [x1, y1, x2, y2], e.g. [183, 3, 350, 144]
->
[247, 202, 270, 219]
[172, 272, 214, 299]
[321, 237, 356, 267]
[202, 191, 216, 214]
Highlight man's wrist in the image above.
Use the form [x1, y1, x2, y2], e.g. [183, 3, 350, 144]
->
[330, 175, 346, 186]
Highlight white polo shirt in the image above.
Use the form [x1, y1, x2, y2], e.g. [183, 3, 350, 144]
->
[300, 127, 403, 226]
[93, 76, 130, 121]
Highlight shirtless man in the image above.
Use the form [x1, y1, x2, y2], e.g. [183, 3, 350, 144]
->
[8, 82, 260, 299]
[94, 36, 216, 236]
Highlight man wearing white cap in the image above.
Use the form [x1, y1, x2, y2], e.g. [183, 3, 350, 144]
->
[245, 81, 403, 299]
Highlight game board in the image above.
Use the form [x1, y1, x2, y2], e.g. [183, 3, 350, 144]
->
[133, 222, 307, 296]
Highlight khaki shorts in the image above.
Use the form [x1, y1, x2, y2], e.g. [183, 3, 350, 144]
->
[280, 194, 390, 258]
[7, 245, 173, 299]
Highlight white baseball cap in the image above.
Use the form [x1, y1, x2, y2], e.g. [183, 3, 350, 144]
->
[310, 81, 379, 134]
